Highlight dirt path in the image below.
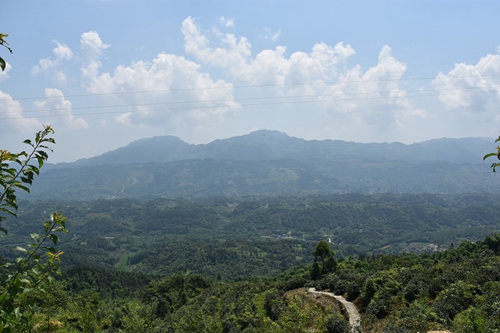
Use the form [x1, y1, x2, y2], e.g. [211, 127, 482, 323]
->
[307, 288, 362, 333]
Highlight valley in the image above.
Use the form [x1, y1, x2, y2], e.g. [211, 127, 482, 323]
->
[2, 131, 500, 332]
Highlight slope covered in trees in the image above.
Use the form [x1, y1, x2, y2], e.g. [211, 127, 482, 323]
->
[1, 193, 499, 282]
[24, 131, 498, 200]
[2, 233, 496, 332]
[3, 127, 500, 331]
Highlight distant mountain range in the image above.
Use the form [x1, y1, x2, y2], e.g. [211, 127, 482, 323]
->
[28, 130, 498, 199]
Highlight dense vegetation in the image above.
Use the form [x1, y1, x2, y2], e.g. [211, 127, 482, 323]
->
[0, 127, 69, 332]
[2, 193, 500, 280]
[2, 129, 500, 332]
[25, 132, 499, 200]
[0, 191, 499, 331]
[314, 234, 500, 332]
[1, 232, 497, 332]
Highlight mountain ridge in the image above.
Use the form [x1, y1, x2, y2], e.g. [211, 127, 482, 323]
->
[51, 130, 493, 168]
[29, 130, 497, 200]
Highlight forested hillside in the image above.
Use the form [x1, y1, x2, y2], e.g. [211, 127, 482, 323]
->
[25, 131, 497, 200]
[3, 129, 500, 332]
[2, 193, 499, 282]
[4, 1, 500, 330]
[5, 233, 499, 332]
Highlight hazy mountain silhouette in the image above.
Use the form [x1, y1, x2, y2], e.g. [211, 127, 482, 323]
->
[33, 130, 496, 199]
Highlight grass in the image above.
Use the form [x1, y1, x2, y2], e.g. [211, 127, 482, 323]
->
[115, 254, 128, 269]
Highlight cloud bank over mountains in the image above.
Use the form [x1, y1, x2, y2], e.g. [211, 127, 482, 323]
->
[1, 15, 500, 161]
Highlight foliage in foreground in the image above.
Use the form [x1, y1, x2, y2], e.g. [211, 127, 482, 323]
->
[5, 233, 497, 333]
[0, 33, 12, 71]
[0, 127, 68, 332]
[483, 134, 500, 172]
[313, 233, 500, 332]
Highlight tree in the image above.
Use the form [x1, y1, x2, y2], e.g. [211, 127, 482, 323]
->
[483, 135, 500, 172]
[325, 312, 349, 333]
[312, 240, 337, 274]
[0, 126, 68, 332]
[311, 262, 321, 280]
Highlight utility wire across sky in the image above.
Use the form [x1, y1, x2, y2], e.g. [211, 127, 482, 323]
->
[0, 88, 495, 121]
[1, 73, 498, 102]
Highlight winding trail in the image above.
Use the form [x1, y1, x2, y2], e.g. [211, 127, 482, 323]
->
[307, 288, 362, 333]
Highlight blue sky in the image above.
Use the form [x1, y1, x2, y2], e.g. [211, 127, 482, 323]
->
[1, 0, 500, 162]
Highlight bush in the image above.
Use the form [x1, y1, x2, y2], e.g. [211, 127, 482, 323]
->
[325, 312, 349, 333]
[434, 281, 480, 323]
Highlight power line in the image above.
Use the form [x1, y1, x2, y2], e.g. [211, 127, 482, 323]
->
[1, 73, 500, 102]
[0, 89, 496, 121]
[0, 86, 496, 116]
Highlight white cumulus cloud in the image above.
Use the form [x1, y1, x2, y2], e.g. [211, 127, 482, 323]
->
[181, 17, 424, 129]
[53, 41, 74, 60]
[262, 28, 281, 41]
[34, 88, 88, 129]
[81, 32, 239, 128]
[32, 41, 73, 79]
[218, 16, 235, 28]
[321, 45, 427, 127]
[182, 16, 356, 87]
[433, 47, 500, 113]
[0, 91, 41, 133]
[0, 63, 12, 82]
[80, 31, 110, 79]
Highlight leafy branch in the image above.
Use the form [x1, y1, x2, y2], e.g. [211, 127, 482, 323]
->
[0, 212, 67, 332]
[0, 125, 55, 234]
[0, 33, 12, 71]
[483, 135, 500, 172]
[0, 126, 68, 332]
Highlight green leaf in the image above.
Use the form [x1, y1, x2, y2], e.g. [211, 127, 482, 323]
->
[483, 153, 497, 160]
[2, 299, 14, 315]
[0, 207, 17, 217]
[18, 277, 30, 285]
[13, 246, 27, 253]
[0, 57, 5, 71]
[30, 233, 40, 242]
[43, 246, 56, 253]
[36, 150, 48, 159]
[41, 136, 55, 143]
[48, 234, 58, 245]
[27, 165, 39, 175]
[3, 168, 16, 177]
[7, 284, 19, 298]
[14, 184, 30, 193]
[36, 156, 44, 168]
[19, 177, 32, 185]
[17, 151, 28, 158]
